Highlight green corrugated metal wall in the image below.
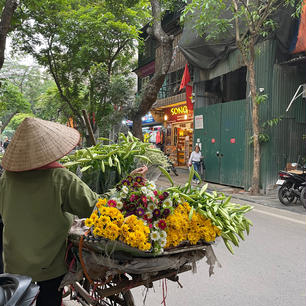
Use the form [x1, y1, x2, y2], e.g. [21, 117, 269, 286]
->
[244, 40, 306, 192]
[194, 39, 306, 192]
[244, 40, 276, 191]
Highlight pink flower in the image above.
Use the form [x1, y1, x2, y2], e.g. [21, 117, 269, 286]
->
[158, 195, 165, 201]
[154, 191, 158, 196]
[107, 200, 117, 207]
[149, 224, 153, 229]
[130, 194, 137, 202]
[141, 196, 147, 204]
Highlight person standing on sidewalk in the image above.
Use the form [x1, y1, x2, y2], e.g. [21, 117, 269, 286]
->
[188, 144, 202, 184]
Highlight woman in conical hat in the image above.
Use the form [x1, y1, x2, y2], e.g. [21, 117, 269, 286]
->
[0, 117, 147, 306]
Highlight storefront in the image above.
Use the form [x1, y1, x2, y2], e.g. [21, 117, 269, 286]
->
[152, 102, 194, 167]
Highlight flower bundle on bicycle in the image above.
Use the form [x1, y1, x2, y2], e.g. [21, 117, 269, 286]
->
[84, 175, 221, 255]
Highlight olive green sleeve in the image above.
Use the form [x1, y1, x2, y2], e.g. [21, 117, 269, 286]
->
[62, 174, 100, 218]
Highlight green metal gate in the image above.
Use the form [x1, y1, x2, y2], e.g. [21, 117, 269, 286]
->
[194, 100, 246, 187]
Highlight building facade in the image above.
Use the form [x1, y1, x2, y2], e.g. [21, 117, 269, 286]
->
[135, 8, 194, 167]
[191, 40, 306, 192]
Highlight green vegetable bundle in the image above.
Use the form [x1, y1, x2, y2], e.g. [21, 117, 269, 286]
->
[166, 166, 253, 254]
[61, 132, 170, 192]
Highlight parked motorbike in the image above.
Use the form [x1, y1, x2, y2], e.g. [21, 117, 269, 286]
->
[299, 183, 306, 209]
[0, 274, 39, 306]
[276, 167, 306, 206]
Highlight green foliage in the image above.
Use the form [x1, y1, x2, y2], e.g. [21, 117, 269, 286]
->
[7, 113, 34, 130]
[11, 0, 150, 135]
[262, 117, 283, 129]
[249, 133, 270, 145]
[0, 57, 55, 111]
[256, 94, 268, 104]
[61, 132, 170, 193]
[34, 85, 66, 122]
[182, 0, 303, 45]
[0, 82, 30, 115]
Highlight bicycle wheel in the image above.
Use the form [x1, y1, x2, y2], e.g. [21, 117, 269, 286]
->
[63, 278, 135, 306]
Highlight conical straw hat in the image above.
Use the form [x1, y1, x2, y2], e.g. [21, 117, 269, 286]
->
[1, 117, 80, 172]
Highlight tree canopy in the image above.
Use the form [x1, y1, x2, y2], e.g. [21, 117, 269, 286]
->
[10, 0, 150, 138]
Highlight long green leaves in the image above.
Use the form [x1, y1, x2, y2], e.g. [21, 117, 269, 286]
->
[166, 185, 253, 254]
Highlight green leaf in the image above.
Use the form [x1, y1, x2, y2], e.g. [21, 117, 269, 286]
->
[134, 155, 152, 164]
[62, 161, 81, 167]
[85, 148, 94, 159]
[158, 166, 174, 186]
[199, 183, 208, 196]
[189, 206, 194, 220]
[80, 165, 93, 172]
[97, 137, 111, 142]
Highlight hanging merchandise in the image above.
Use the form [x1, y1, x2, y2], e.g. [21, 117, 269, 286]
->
[156, 130, 161, 144]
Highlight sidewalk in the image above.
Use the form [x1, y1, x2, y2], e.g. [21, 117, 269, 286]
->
[157, 168, 306, 215]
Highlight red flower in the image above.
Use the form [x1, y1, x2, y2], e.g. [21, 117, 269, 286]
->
[158, 195, 165, 201]
[133, 182, 139, 187]
[157, 219, 167, 230]
[149, 224, 153, 229]
[141, 196, 147, 204]
[153, 191, 158, 196]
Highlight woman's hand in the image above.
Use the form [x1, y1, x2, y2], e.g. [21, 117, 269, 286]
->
[130, 165, 148, 177]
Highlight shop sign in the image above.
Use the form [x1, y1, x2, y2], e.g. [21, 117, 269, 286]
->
[170, 105, 188, 115]
[165, 103, 193, 122]
[124, 112, 155, 127]
[142, 112, 155, 124]
[195, 115, 203, 129]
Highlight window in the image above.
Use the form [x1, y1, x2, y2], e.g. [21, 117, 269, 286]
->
[196, 67, 247, 106]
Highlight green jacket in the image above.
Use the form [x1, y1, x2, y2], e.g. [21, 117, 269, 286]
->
[0, 168, 99, 282]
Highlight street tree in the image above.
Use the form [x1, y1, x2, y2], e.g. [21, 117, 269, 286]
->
[11, 0, 149, 139]
[182, 0, 302, 194]
[0, 82, 31, 130]
[0, 0, 18, 70]
[0, 57, 55, 111]
[130, 0, 177, 139]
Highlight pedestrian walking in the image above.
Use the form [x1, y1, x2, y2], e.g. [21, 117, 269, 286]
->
[0, 117, 147, 306]
[188, 144, 202, 184]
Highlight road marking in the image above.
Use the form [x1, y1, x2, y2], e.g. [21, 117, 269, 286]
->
[253, 208, 306, 225]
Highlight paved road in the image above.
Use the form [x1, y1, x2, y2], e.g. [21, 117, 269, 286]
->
[131, 201, 306, 306]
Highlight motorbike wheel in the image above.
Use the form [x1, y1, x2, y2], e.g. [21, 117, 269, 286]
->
[300, 187, 306, 209]
[278, 183, 296, 205]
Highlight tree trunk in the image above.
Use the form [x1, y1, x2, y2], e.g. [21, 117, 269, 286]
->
[248, 40, 260, 195]
[0, 0, 17, 70]
[1, 111, 17, 131]
[131, 0, 174, 139]
[132, 116, 143, 139]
